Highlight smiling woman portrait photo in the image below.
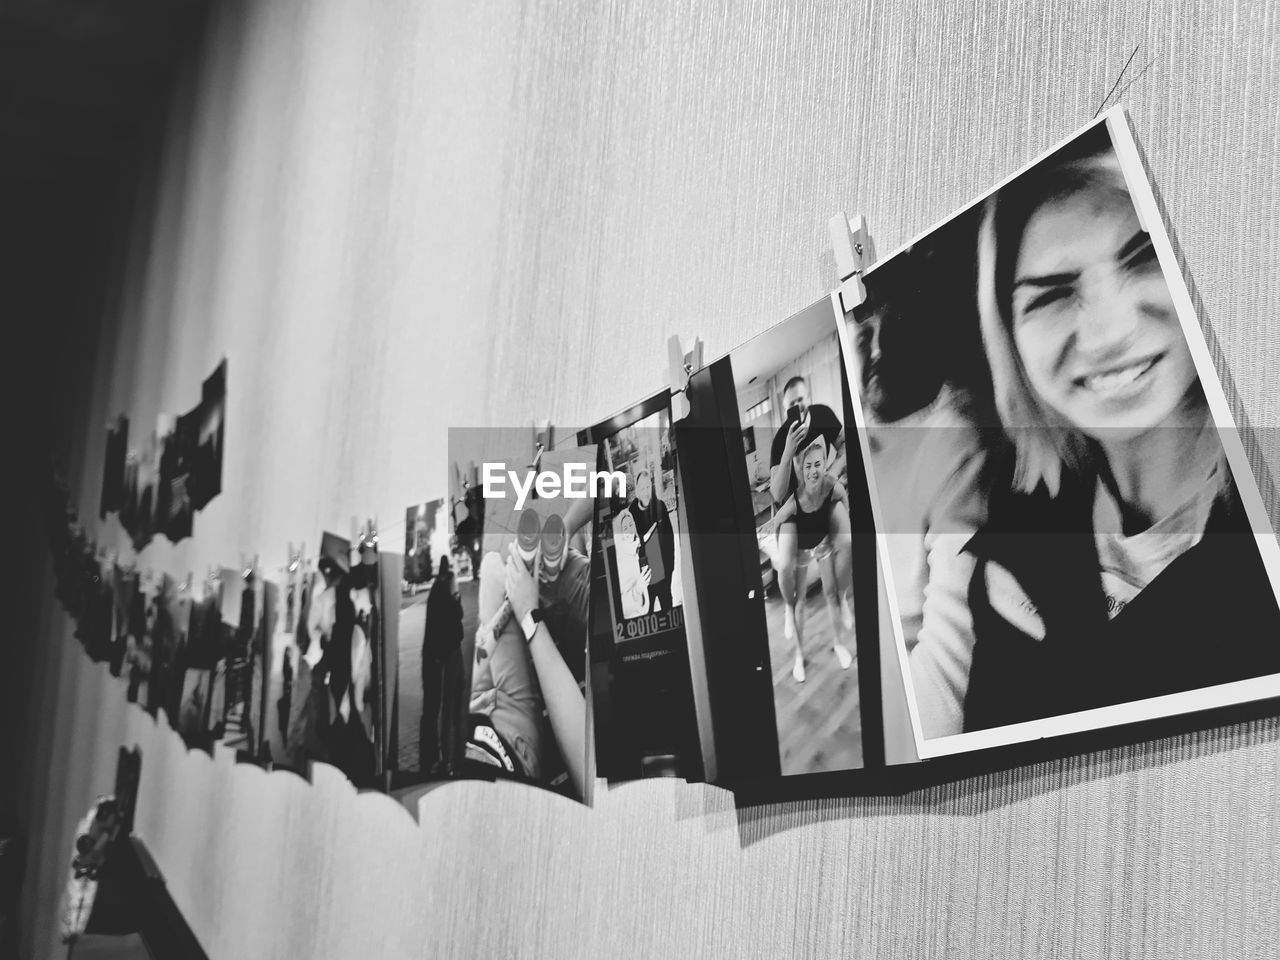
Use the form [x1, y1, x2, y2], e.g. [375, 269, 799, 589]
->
[846, 117, 1280, 751]
[957, 126, 1280, 733]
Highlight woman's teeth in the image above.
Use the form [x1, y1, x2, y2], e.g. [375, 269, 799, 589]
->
[1079, 356, 1158, 393]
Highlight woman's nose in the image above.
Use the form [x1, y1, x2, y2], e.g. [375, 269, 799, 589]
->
[1074, 271, 1140, 357]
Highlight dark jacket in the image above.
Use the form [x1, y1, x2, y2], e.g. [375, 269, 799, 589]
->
[962, 465, 1280, 733]
[628, 496, 676, 587]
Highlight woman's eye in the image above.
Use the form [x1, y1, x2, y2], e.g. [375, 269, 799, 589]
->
[1021, 287, 1072, 316]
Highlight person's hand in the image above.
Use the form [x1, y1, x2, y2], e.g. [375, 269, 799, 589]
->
[639, 566, 652, 590]
[504, 543, 540, 622]
[474, 622, 497, 662]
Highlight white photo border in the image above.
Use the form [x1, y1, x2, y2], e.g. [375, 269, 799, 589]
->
[835, 105, 1280, 760]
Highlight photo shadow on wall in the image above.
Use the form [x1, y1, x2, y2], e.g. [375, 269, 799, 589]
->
[731, 702, 1280, 849]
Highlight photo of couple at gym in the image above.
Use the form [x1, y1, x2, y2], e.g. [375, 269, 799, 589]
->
[837, 107, 1280, 762]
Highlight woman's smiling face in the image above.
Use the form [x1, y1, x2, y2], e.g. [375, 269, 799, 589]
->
[1011, 178, 1199, 443]
[800, 441, 826, 492]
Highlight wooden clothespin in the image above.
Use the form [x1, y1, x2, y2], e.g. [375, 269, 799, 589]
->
[529, 421, 553, 501]
[287, 542, 302, 573]
[180, 572, 193, 593]
[241, 554, 257, 582]
[667, 335, 705, 421]
[829, 212, 877, 314]
[359, 518, 379, 553]
[530, 420, 553, 470]
[450, 463, 467, 511]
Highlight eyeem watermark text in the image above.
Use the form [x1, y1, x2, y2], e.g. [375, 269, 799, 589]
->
[481, 462, 625, 509]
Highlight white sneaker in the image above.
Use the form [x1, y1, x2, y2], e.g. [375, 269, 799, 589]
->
[792, 653, 806, 683]
[833, 643, 852, 670]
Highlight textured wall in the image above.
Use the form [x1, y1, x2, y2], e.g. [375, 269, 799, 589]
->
[23, 0, 1280, 957]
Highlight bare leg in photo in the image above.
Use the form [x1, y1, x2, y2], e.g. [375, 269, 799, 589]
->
[816, 547, 853, 671]
[775, 522, 808, 683]
[825, 490, 855, 631]
[822, 499, 855, 669]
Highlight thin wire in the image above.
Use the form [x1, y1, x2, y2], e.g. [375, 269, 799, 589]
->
[1094, 44, 1140, 118]
[1107, 58, 1154, 110]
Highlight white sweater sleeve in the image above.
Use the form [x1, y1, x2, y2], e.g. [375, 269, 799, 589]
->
[904, 447, 990, 740]
[907, 531, 979, 739]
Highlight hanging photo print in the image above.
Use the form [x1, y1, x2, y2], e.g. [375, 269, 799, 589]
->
[77, 554, 116, 665]
[262, 545, 309, 772]
[176, 571, 225, 752]
[108, 565, 137, 679]
[839, 108, 1280, 760]
[390, 498, 465, 786]
[192, 359, 226, 512]
[99, 416, 128, 520]
[447, 426, 598, 803]
[156, 409, 198, 543]
[144, 572, 191, 726]
[123, 571, 159, 707]
[123, 429, 158, 551]
[677, 298, 880, 784]
[278, 530, 386, 785]
[578, 396, 703, 783]
[213, 564, 264, 753]
[247, 578, 279, 763]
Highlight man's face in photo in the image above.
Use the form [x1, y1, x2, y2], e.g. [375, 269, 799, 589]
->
[853, 302, 891, 419]
[783, 380, 810, 421]
[635, 472, 653, 507]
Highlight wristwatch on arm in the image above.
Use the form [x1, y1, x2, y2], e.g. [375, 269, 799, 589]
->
[519, 607, 544, 644]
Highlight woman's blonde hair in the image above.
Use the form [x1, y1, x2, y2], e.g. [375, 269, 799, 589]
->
[977, 138, 1131, 495]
